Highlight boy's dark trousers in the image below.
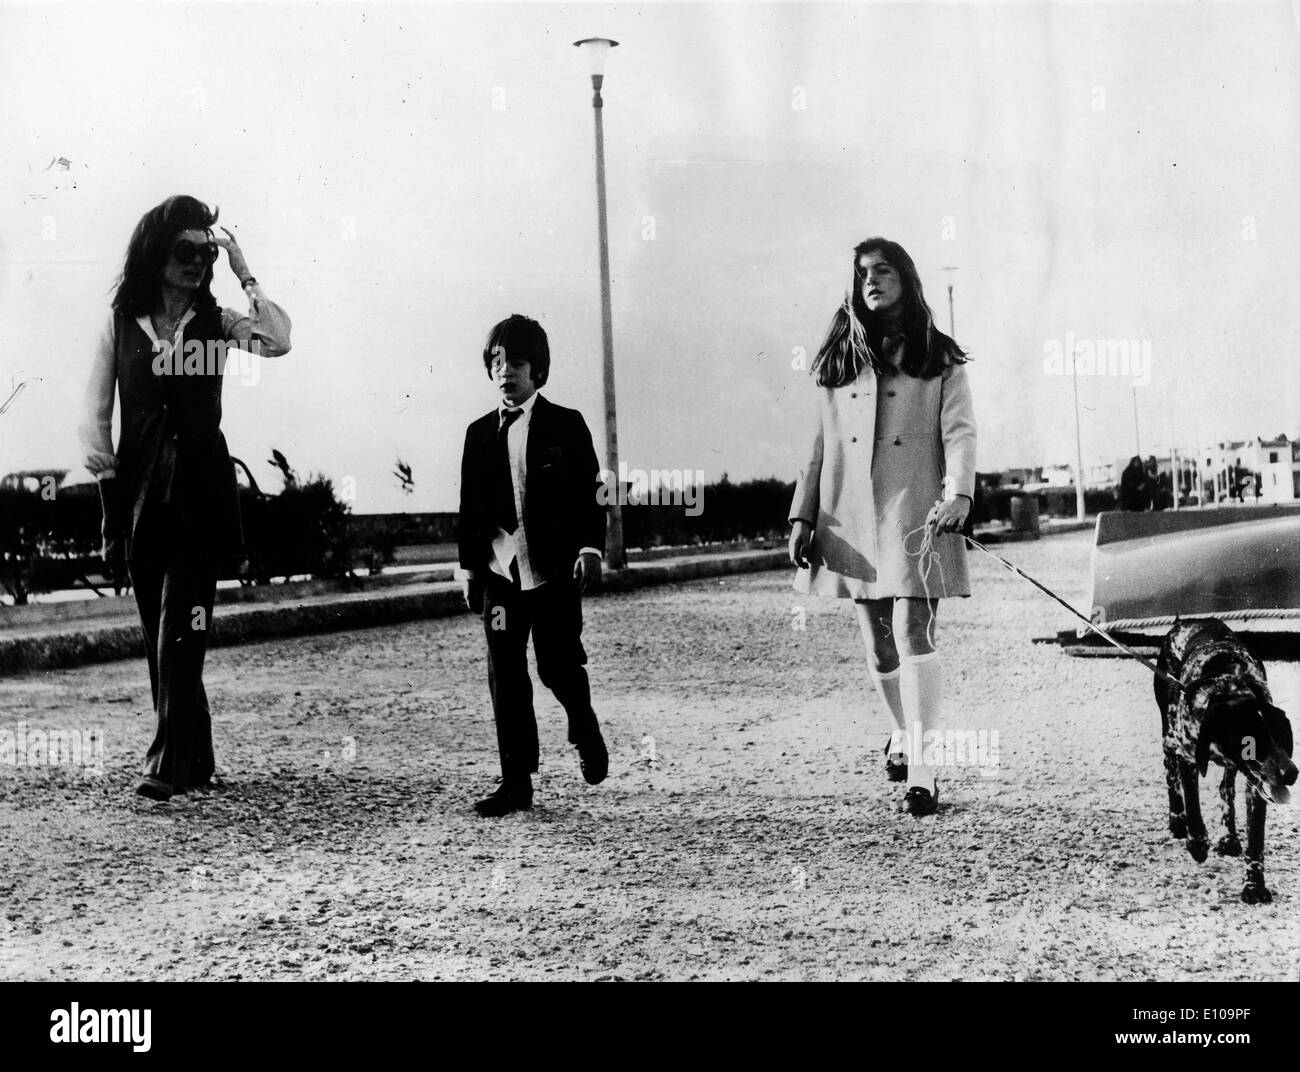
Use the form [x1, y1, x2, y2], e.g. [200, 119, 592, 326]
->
[127, 502, 218, 792]
[481, 567, 599, 781]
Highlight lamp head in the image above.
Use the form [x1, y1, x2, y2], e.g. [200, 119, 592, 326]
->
[573, 37, 619, 81]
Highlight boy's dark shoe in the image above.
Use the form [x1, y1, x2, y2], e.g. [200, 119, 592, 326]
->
[473, 777, 533, 817]
[574, 728, 608, 785]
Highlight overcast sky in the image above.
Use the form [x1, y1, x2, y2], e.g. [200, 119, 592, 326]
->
[3, 1, 1299, 512]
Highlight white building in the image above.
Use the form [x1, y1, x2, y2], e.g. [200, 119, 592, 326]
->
[1257, 435, 1299, 502]
[1195, 436, 1299, 503]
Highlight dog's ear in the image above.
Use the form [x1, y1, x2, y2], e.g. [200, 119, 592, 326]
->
[1199, 698, 1245, 775]
[1263, 704, 1294, 757]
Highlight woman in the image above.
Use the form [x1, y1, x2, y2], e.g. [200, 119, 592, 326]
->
[80, 195, 292, 800]
[1119, 456, 1148, 511]
[788, 237, 976, 816]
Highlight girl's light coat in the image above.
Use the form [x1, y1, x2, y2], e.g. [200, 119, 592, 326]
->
[790, 360, 976, 599]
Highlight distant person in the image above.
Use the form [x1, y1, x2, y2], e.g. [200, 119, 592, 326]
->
[456, 314, 609, 817]
[1119, 456, 1148, 511]
[1155, 470, 1173, 511]
[80, 195, 292, 800]
[788, 237, 976, 817]
[1144, 456, 1159, 510]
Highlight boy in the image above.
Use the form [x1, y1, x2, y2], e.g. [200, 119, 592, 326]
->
[457, 314, 609, 816]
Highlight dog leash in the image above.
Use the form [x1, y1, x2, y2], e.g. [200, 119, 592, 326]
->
[904, 518, 1187, 692]
[963, 533, 1188, 691]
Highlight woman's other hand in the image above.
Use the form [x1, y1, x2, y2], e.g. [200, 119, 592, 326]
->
[573, 551, 602, 594]
[789, 520, 814, 568]
[928, 496, 970, 535]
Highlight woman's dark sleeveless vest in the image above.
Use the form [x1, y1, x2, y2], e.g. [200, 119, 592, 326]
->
[113, 307, 243, 560]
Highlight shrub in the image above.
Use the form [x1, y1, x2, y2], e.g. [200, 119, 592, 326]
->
[619, 475, 795, 550]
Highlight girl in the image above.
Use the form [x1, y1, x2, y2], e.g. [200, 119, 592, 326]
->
[788, 237, 976, 816]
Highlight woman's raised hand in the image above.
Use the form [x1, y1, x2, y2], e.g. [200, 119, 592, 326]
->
[789, 520, 813, 569]
[213, 225, 250, 280]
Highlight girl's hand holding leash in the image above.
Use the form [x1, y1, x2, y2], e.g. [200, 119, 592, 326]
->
[926, 495, 971, 535]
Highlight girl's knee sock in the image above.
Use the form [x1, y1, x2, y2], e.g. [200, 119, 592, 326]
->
[869, 665, 907, 755]
[899, 650, 941, 792]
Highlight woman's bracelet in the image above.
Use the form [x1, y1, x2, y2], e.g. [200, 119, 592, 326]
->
[240, 276, 258, 290]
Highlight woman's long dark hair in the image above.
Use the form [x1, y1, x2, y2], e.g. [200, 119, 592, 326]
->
[810, 237, 968, 387]
[111, 195, 220, 317]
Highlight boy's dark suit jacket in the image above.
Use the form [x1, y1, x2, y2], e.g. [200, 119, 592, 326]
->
[458, 394, 607, 584]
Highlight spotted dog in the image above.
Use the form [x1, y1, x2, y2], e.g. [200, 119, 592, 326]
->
[1154, 619, 1296, 904]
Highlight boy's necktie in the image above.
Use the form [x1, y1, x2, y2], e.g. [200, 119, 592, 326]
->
[495, 408, 523, 533]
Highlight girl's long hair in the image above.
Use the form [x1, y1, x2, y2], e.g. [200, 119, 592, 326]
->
[810, 237, 968, 387]
[111, 195, 220, 317]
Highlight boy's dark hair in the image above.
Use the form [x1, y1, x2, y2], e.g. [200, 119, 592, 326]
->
[482, 314, 550, 386]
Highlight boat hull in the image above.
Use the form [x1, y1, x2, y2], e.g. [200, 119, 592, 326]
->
[1087, 506, 1300, 629]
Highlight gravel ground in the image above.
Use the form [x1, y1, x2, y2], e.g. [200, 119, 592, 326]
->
[2, 530, 1298, 981]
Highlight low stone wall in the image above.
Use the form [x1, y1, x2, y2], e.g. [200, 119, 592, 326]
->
[0, 551, 790, 676]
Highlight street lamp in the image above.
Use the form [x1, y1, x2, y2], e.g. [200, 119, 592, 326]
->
[1072, 346, 1086, 522]
[574, 36, 626, 569]
[939, 266, 957, 336]
[1132, 385, 1141, 457]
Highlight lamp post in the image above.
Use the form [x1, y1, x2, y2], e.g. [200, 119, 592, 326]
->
[939, 266, 958, 336]
[1170, 391, 1180, 511]
[1072, 346, 1086, 521]
[573, 36, 626, 569]
[1132, 385, 1141, 457]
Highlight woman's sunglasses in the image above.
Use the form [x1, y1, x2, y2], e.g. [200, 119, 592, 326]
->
[171, 239, 219, 266]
